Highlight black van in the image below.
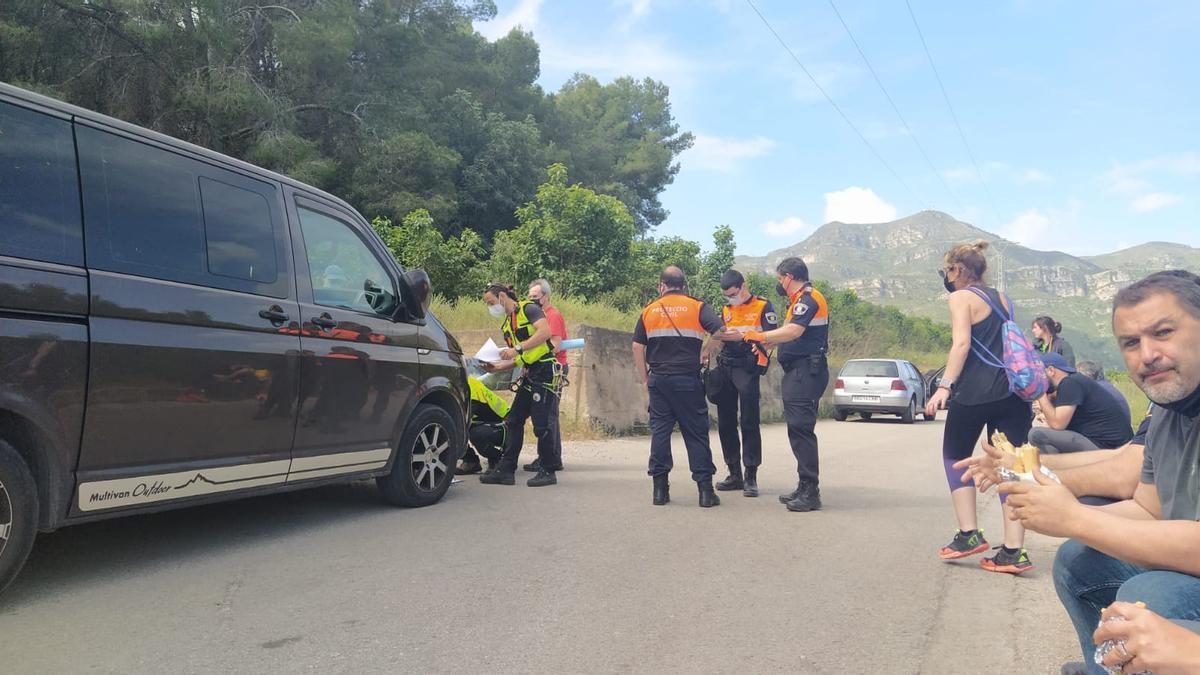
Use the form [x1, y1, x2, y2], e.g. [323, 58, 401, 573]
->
[0, 83, 469, 593]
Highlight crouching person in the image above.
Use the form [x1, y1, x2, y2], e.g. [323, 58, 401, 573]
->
[456, 376, 510, 475]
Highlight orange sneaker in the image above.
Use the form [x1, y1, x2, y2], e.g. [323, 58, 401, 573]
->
[939, 529, 989, 560]
[980, 546, 1034, 574]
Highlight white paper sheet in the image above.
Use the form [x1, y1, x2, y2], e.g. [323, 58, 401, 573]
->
[474, 337, 504, 363]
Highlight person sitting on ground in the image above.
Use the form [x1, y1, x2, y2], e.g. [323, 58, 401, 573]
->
[456, 376, 510, 475]
[994, 270, 1200, 675]
[1032, 315, 1076, 367]
[1093, 601, 1200, 674]
[1076, 359, 1132, 423]
[1029, 351, 1133, 454]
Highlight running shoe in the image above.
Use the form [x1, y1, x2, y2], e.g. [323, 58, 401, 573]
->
[980, 546, 1034, 574]
[938, 529, 989, 560]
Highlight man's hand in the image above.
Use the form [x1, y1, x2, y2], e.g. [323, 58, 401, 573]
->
[952, 442, 1015, 493]
[1094, 602, 1200, 674]
[741, 330, 766, 343]
[999, 468, 1086, 538]
[716, 328, 744, 342]
[925, 387, 950, 418]
[499, 347, 518, 361]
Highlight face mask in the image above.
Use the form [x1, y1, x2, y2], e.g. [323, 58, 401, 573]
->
[942, 276, 956, 294]
[488, 304, 505, 318]
[775, 282, 789, 298]
[724, 293, 745, 306]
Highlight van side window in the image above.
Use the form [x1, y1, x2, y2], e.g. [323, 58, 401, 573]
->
[77, 126, 287, 297]
[0, 101, 83, 266]
[296, 206, 397, 316]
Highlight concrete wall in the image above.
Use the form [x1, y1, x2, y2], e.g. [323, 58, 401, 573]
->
[453, 324, 837, 435]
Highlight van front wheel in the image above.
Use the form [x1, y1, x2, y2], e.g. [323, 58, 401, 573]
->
[0, 439, 38, 596]
[377, 404, 460, 507]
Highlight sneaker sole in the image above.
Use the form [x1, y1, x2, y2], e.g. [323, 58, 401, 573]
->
[785, 503, 821, 512]
[939, 542, 990, 560]
[980, 560, 1033, 575]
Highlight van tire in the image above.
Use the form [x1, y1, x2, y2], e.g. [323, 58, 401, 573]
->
[377, 404, 460, 508]
[0, 439, 38, 596]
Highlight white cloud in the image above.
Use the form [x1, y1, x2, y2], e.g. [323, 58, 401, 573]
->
[823, 187, 897, 224]
[999, 209, 1052, 248]
[616, 0, 653, 29]
[476, 0, 545, 40]
[1017, 169, 1052, 184]
[1131, 192, 1185, 213]
[761, 216, 814, 238]
[684, 134, 776, 172]
[538, 36, 697, 90]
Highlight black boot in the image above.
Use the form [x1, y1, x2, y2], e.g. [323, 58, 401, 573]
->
[778, 479, 804, 504]
[652, 474, 670, 506]
[743, 466, 759, 498]
[785, 479, 822, 512]
[523, 457, 542, 472]
[698, 479, 721, 508]
[527, 470, 557, 487]
[715, 467, 743, 491]
[480, 469, 515, 485]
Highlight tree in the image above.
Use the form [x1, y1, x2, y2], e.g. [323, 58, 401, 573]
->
[490, 164, 636, 297]
[697, 225, 736, 307]
[372, 209, 487, 300]
[546, 74, 694, 233]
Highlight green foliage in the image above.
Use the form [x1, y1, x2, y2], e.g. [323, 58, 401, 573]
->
[1, 0, 687, 239]
[372, 209, 487, 300]
[1106, 370, 1152, 431]
[696, 225, 736, 307]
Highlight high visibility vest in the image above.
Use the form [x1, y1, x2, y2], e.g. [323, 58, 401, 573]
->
[640, 293, 708, 342]
[502, 301, 555, 366]
[468, 376, 509, 424]
[722, 296, 770, 367]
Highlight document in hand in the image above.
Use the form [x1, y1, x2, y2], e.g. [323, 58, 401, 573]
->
[475, 338, 504, 363]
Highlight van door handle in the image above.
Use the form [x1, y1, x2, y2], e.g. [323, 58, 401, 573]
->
[259, 306, 289, 324]
[311, 314, 338, 330]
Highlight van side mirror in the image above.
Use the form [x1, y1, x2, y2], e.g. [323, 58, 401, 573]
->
[401, 269, 431, 320]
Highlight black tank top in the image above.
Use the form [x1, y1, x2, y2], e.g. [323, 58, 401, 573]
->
[954, 286, 1012, 406]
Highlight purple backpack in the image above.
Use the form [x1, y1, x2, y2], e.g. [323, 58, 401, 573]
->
[965, 287, 1048, 402]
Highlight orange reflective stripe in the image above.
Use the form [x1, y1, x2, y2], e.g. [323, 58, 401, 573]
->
[788, 286, 828, 324]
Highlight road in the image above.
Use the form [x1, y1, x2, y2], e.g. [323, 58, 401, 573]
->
[1, 417, 1079, 673]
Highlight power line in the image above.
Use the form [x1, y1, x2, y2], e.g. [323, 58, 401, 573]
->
[826, 0, 965, 216]
[904, 0, 996, 225]
[744, 0, 924, 208]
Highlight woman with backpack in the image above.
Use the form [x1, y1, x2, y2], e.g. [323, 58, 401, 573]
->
[925, 241, 1035, 574]
[1031, 315, 1076, 368]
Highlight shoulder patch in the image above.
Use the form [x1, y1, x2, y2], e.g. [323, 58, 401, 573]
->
[794, 302, 809, 317]
[765, 312, 778, 324]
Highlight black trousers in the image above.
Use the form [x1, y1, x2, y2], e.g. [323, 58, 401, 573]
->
[497, 363, 558, 473]
[782, 357, 829, 482]
[545, 363, 567, 470]
[647, 372, 716, 482]
[713, 361, 762, 471]
[464, 422, 504, 463]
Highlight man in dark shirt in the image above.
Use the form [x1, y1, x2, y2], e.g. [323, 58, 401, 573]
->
[1031, 352, 1134, 454]
[1076, 359, 1133, 424]
[632, 266, 726, 507]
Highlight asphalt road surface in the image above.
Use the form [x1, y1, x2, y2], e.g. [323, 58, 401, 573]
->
[1, 417, 1080, 673]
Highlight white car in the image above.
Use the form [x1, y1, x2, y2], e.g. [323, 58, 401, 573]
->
[832, 359, 933, 423]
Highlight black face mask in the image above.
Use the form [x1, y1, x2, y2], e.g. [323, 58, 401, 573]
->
[939, 269, 955, 293]
[776, 282, 789, 297]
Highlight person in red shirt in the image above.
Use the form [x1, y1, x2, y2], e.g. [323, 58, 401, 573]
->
[526, 279, 567, 472]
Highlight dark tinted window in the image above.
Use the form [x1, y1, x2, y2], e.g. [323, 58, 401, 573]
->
[297, 206, 396, 315]
[201, 177, 277, 283]
[0, 101, 83, 266]
[841, 360, 899, 378]
[78, 126, 288, 297]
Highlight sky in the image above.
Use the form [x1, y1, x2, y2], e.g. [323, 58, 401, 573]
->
[475, 0, 1200, 257]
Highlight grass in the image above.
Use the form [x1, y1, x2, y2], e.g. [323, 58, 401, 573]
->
[431, 295, 639, 333]
[1106, 370, 1152, 431]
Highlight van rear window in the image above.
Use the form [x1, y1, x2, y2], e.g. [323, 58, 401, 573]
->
[0, 102, 83, 266]
[841, 361, 899, 378]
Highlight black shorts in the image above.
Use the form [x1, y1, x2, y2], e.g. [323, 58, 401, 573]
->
[942, 394, 1032, 462]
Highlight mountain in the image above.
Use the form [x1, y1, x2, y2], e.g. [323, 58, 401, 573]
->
[734, 210, 1195, 366]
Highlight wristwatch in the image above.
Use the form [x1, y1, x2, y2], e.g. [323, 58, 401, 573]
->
[938, 377, 955, 392]
[515, 344, 525, 355]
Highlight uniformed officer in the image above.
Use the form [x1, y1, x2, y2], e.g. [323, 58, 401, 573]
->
[736, 257, 829, 512]
[708, 269, 777, 498]
[479, 283, 560, 487]
[455, 376, 510, 475]
[632, 266, 726, 507]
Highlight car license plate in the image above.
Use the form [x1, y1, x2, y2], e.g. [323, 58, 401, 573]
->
[852, 395, 880, 403]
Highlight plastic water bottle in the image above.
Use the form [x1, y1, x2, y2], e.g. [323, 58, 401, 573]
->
[560, 338, 585, 351]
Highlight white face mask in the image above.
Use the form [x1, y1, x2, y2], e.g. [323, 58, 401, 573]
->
[488, 304, 505, 318]
[724, 291, 748, 306]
